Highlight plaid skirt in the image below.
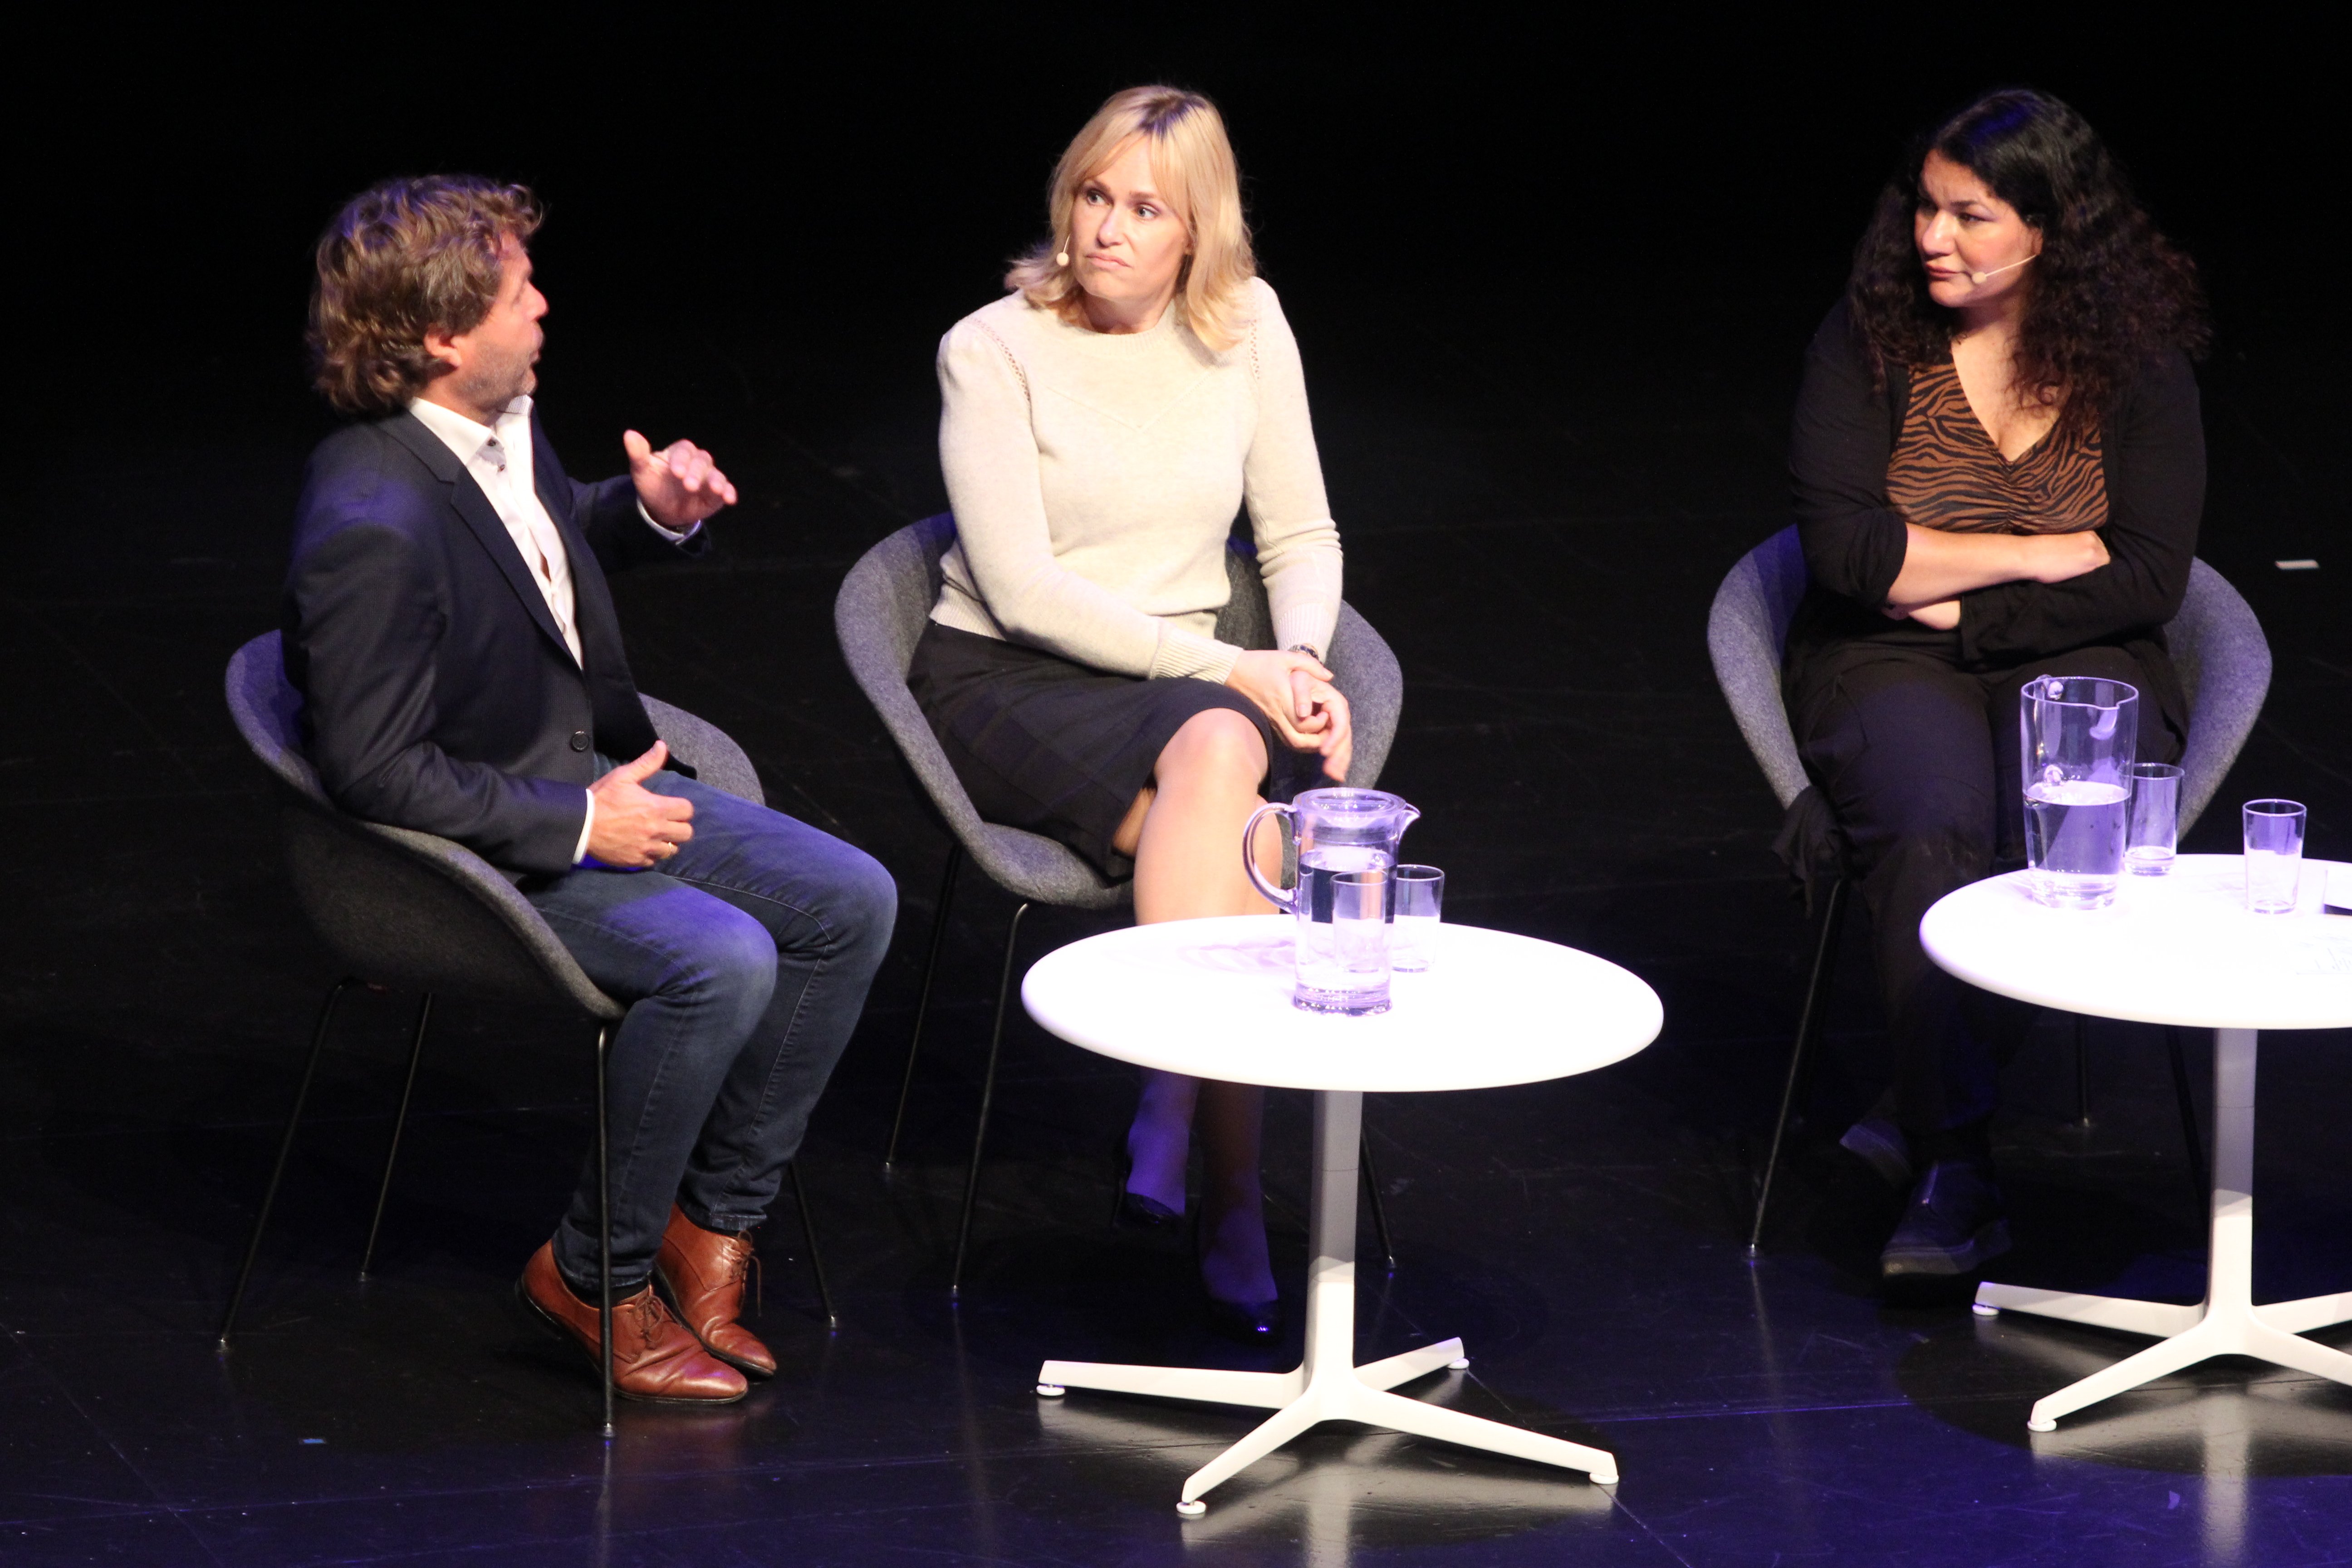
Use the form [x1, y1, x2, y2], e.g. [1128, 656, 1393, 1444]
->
[908, 621, 1310, 877]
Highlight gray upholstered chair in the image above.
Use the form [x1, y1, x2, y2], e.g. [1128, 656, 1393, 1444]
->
[220, 632, 834, 1433]
[1707, 526, 2272, 1253]
[833, 514, 1406, 1294]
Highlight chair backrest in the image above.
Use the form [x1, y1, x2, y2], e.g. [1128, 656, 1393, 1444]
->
[1215, 548, 1405, 791]
[1705, 528, 1813, 811]
[2166, 559, 2271, 833]
[833, 516, 1406, 905]
[227, 634, 770, 1016]
[1706, 526, 2273, 834]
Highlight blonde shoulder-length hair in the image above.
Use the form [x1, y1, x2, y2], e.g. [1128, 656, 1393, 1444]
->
[1006, 86, 1257, 352]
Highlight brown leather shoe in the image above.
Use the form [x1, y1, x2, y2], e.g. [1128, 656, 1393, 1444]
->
[654, 1205, 778, 1378]
[518, 1242, 747, 1404]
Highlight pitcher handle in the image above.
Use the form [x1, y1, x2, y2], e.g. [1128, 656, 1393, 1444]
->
[1243, 801, 1295, 911]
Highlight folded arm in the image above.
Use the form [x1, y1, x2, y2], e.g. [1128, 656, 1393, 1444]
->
[1957, 353, 2203, 663]
[1790, 304, 2138, 632]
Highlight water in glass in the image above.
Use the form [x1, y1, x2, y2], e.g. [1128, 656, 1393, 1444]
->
[1243, 788, 1421, 1015]
[2125, 762, 2181, 876]
[2019, 675, 2137, 910]
[1292, 854, 1391, 1014]
[2024, 778, 2130, 907]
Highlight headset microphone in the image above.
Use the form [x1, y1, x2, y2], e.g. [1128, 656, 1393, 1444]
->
[1965, 253, 2039, 285]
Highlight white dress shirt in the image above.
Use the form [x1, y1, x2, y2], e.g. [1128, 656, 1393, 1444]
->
[407, 394, 695, 864]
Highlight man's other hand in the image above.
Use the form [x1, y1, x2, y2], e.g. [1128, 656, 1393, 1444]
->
[587, 742, 695, 868]
[625, 430, 738, 531]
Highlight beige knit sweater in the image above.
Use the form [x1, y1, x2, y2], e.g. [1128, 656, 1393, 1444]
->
[931, 277, 1343, 683]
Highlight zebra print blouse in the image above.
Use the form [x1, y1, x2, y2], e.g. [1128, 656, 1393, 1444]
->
[1885, 361, 2106, 535]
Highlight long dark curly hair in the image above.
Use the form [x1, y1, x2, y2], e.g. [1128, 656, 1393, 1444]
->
[1846, 88, 2209, 438]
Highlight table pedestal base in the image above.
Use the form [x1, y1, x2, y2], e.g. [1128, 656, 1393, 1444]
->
[1038, 1090, 1617, 1512]
[1977, 1029, 2352, 1430]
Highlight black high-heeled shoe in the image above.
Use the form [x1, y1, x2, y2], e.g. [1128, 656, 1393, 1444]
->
[1111, 1137, 1185, 1237]
[1196, 1204, 1281, 1341]
[1202, 1293, 1282, 1341]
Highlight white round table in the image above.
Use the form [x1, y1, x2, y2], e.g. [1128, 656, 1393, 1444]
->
[1921, 854, 2352, 1432]
[1020, 915, 1662, 1514]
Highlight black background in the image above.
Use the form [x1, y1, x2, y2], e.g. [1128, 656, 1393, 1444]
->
[3, 18, 2348, 1565]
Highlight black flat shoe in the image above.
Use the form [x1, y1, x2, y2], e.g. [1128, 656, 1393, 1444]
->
[1203, 1294, 1282, 1341]
[1840, 1114, 1914, 1186]
[1881, 1156, 2010, 1279]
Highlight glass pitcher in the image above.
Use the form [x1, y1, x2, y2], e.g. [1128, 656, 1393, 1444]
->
[1243, 788, 1422, 1014]
[2020, 675, 2138, 910]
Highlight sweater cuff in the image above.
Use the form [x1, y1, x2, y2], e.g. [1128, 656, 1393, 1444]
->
[1150, 623, 1245, 684]
[1272, 604, 1339, 666]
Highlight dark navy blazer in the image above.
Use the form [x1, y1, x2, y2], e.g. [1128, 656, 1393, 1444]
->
[282, 407, 707, 875]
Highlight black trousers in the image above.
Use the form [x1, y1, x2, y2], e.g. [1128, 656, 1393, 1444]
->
[1791, 639, 2181, 1139]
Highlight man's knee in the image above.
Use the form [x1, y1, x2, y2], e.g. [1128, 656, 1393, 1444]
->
[670, 902, 779, 1013]
[828, 848, 898, 956]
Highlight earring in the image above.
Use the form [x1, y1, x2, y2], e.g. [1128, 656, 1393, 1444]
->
[1055, 243, 1070, 267]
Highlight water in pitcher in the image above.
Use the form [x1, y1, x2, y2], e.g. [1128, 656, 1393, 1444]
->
[2024, 779, 2129, 909]
[1293, 846, 1392, 1013]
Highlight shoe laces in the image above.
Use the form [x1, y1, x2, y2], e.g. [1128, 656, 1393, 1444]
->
[621, 1289, 678, 1355]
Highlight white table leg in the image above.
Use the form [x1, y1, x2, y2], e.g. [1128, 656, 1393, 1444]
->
[1039, 1089, 1617, 1513]
[1356, 1337, 1470, 1392]
[1034, 1362, 1301, 1409]
[1975, 1030, 2352, 1431]
[2255, 1290, 2352, 1336]
[1971, 1284, 2200, 1339]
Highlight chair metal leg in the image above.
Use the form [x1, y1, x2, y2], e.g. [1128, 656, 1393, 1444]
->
[789, 1160, 838, 1331]
[219, 977, 355, 1349]
[1360, 1132, 1397, 1273]
[885, 843, 964, 1171]
[595, 1023, 615, 1440]
[2166, 1026, 2208, 1215]
[359, 993, 433, 1282]
[2074, 1014, 2092, 1128]
[950, 900, 1029, 1300]
[1749, 876, 1849, 1259]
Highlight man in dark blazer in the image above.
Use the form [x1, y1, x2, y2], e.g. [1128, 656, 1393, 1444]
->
[284, 175, 895, 1405]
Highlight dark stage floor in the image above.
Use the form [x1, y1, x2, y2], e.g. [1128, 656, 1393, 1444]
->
[11, 30, 2352, 1568]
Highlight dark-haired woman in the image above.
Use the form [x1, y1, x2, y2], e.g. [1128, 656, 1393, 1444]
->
[1785, 88, 2208, 1280]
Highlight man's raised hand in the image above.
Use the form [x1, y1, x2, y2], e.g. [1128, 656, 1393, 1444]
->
[587, 741, 695, 868]
[625, 430, 738, 532]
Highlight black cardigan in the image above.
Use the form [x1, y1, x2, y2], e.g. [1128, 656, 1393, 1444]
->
[1783, 299, 2206, 742]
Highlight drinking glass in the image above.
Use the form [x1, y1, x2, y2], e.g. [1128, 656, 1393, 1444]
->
[2243, 799, 2307, 914]
[2020, 675, 2139, 909]
[1390, 865, 1445, 972]
[2125, 763, 2183, 876]
[1308, 868, 1391, 1014]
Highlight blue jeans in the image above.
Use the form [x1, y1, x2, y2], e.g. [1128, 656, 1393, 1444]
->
[524, 766, 896, 1295]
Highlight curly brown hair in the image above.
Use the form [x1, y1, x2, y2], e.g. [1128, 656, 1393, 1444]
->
[1846, 89, 2209, 438]
[309, 176, 544, 415]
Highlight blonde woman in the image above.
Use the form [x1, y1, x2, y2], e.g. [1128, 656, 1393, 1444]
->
[909, 86, 1349, 1336]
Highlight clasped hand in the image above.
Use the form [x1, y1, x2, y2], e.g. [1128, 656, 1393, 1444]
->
[1225, 650, 1352, 782]
[585, 742, 694, 868]
[625, 430, 739, 531]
